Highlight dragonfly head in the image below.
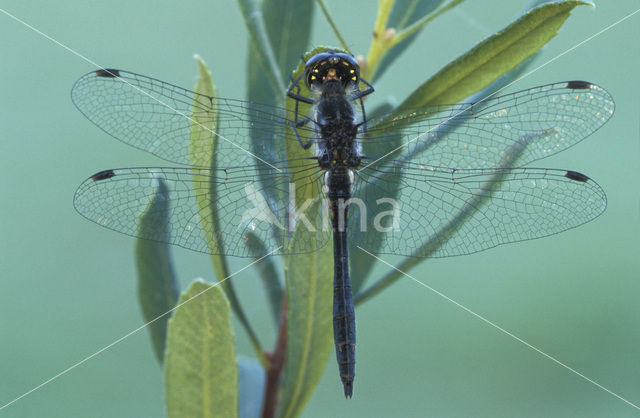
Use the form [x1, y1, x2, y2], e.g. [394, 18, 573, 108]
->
[304, 50, 360, 93]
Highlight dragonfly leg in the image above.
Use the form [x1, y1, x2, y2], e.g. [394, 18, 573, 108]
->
[287, 72, 314, 106]
[287, 71, 317, 150]
[288, 120, 314, 150]
[353, 78, 375, 131]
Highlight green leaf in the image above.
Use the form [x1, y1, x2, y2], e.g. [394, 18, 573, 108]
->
[190, 55, 229, 272]
[283, 46, 317, 155]
[278, 223, 333, 418]
[367, 99, 398, 121]
[237, 0, 287, 94]
[190, 57, 265, 363]
[134, 178, 180, 363]
[238, 356, 266, 418]
[165, 279, 238, 418]
[190, 56, 223, 258]
[397, 0, 593, 111]
[461, 52, 539, 103]
[247, 0, 314, 108]
[262, 0, 314, 88]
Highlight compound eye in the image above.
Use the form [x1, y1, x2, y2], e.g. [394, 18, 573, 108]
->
[303, 52, 361, 90]
[307, 65, 322, 89]
[342, 60, 359, 86]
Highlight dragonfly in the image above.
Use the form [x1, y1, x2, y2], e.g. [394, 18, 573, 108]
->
[71, 50, 614, 398]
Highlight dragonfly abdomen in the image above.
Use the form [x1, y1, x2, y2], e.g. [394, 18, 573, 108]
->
[327, 170, 356, 398]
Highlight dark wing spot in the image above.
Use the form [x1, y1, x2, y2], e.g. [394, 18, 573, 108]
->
[565, 170, 590, 182]
[91, 169, 116, 181]
[95, 69, 120, 78]
[566, 80, 592, 90]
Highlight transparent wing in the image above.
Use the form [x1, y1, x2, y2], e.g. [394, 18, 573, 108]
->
[349, 160, 606, 258]
[73, 160, 329, 257]
[71, 69, 316, 167]
[72, 71, 613, 173]
[363, 81, 615, 169]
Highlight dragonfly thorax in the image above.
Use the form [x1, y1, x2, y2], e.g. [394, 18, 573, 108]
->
[317, 144, 361, 170]
[315, 83, 361, 171]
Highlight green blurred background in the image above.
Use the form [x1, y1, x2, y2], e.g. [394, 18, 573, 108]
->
[1, 1, 638, 416]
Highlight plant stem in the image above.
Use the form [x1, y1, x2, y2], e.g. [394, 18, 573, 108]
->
[363, 0, 395, 80]
[363, 0, 467, 80]
[390, 0, 467, 48]
[262, 296, 288, 418]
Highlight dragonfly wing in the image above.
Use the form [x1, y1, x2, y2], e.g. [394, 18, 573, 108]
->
[74, 162, 329, 257]
[350, 160, 606, 258]
[364, 81, 614, 169]
[71, 69, 314, 167]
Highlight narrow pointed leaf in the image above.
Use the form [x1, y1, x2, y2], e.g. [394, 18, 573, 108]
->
[165, 280, 238, 418]
[135, 178, 180, 363]
[246, 0, 314, 108]
[262, 0, 314, 86]
[237, 0, 286, 94]
[375, 52, 540, 181]
[190, 57, 265, 361]
[190, 56, 224, 261]
[397, 0, 593, 111]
